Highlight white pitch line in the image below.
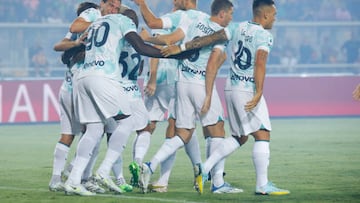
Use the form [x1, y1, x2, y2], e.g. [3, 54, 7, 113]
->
[0, 186, 205, 203]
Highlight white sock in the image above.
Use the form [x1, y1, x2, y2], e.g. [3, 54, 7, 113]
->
[112, 156, 123, 180]
[203, 136, 240, 174]
[52, 143, 70, 176]
[253, 141, 270, 188]
[50, 143, 70, 183]
[184, 131, 202, 166]
[150, 135, 184, 172]
[82, 138, 102, 182]
[97, 117, 134, 177]
[66, 123, 104, 185]
[209, 137, 225, 187]
[158, 145, 177, 186]
[134, 131, 151, 165]
[97, 148, 121, 177]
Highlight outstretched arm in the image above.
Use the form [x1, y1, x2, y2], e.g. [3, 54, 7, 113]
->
[70, 17, 91, 33]
[132, 0, 164, 29]
[125, 31, 163, 58]
[161, 29, 228, 56]
[141, 27, 185, 46]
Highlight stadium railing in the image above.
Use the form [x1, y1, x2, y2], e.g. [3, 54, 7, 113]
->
[0, 21, 359, 79]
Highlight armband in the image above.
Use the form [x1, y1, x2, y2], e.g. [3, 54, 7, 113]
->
[180, 43, 186, 52]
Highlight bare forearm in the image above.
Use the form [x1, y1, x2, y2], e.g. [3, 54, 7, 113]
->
[254, 50, 268, 95]
[139, 3, 162, 29]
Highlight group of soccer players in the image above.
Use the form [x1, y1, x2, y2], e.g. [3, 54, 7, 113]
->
[49, 0, 291, 197]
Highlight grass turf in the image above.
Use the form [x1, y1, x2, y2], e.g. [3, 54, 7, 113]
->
[0, 117, 359, 203]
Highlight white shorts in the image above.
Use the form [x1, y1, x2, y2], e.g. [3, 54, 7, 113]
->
[123, 82, 150, 131]
[59, 87, 81, 135]
[225, 90, 271, 136]
[175, 82, 224, 129]
[74, 76, 131, 124]
[144, 84, 176, 121]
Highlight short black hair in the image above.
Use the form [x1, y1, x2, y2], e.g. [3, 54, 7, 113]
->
[211, 0, 233, 16]
[253, 0, 275, 16]
[122, 9, 139, 28]
[77, 2, 100, 16]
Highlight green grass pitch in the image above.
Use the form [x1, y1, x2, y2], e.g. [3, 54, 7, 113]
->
[0, 117, 359, 203]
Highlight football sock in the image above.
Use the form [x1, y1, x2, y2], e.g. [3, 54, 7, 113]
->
[253, 141, 270, 188]
[134, 131, 151, 165]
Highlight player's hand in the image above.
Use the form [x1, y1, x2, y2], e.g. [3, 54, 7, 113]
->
[200, 96, 211, 115]
[244, 93, 262, 112]
[140, 27, 151, 41]
[144, 81, 156, 96]
[77, 32, 88, 45]
[353, 84, 360, 101]
[161, 44, 181, 57]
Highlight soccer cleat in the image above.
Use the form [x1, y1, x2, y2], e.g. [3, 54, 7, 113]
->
[93, 173, 124, 194]
[129, 161, 140, 187]
[211, 182, 244, 194]
[255, 182, 290, 195]
[82, 179, 106, 194]
[149, 183, 168, 193]
[116, 177, 133, 192]
[194, 163, 208, 194]
[49, 181, 65, 192]
[139, 162, 153, 194]
[64, 183, 96, 196]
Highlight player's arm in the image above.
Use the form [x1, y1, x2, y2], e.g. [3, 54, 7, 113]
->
[353, 84, 360, 101]
[245, 49, 268, 112]
[70, 17, 92, 33]
[201, 48, 226, 115]
[132, 0, 163, 29]
[144, 56, 159, 96]
[141, 27, 185, 46]
[53, 33, 87, 52]
[161, 29, 228, 56]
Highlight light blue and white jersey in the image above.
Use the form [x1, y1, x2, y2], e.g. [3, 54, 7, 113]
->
[160, 10, 186, 31]
[78, 7, 101, 24]
[224, 21, 273, 92]
[177, 10, 226, 85]
[119, 41, 143, 99]
[60, 31, 78, 93]
[144, 29, 178, 86]
[77, 14, 137, 81]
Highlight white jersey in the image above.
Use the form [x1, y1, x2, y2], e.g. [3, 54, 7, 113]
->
[60, 31, 78, 93]
[78, 7, 101, 23]
[144, 29, 178, 86]
[160, 10, 186, 31]
[224, 21, 273, 92]
[77, 14, 137, 81]
[177, 9, 226, 85]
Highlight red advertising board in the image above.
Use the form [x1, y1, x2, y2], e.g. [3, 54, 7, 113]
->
[0, 76, 359, 124]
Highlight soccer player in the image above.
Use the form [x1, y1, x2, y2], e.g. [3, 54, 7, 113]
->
[49, 2, 105, 194]
[64, 2, 193, 195]
[166, 0, 291, 196]
[138, 0, 242, 194]
[131, 0, 203, 193]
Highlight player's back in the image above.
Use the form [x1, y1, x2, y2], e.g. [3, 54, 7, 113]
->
[78, 14, 137, 81]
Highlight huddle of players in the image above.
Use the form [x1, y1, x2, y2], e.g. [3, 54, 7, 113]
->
[49, 0, 290, 197]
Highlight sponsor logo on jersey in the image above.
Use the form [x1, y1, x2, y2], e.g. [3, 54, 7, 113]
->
[230, 74, 254, 82]
[83, 60, 105, 69]
[123, 84, 139, 92]
[181, 65, 206, 76]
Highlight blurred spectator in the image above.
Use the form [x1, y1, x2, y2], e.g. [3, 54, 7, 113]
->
[299, 39, 319, 64]
[342, 32, 360, 63]
[280, 43, 298, 72]
[335, 2, 352, 21]
[321, 36, 339, 63]
[30, 45, 50, 77]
